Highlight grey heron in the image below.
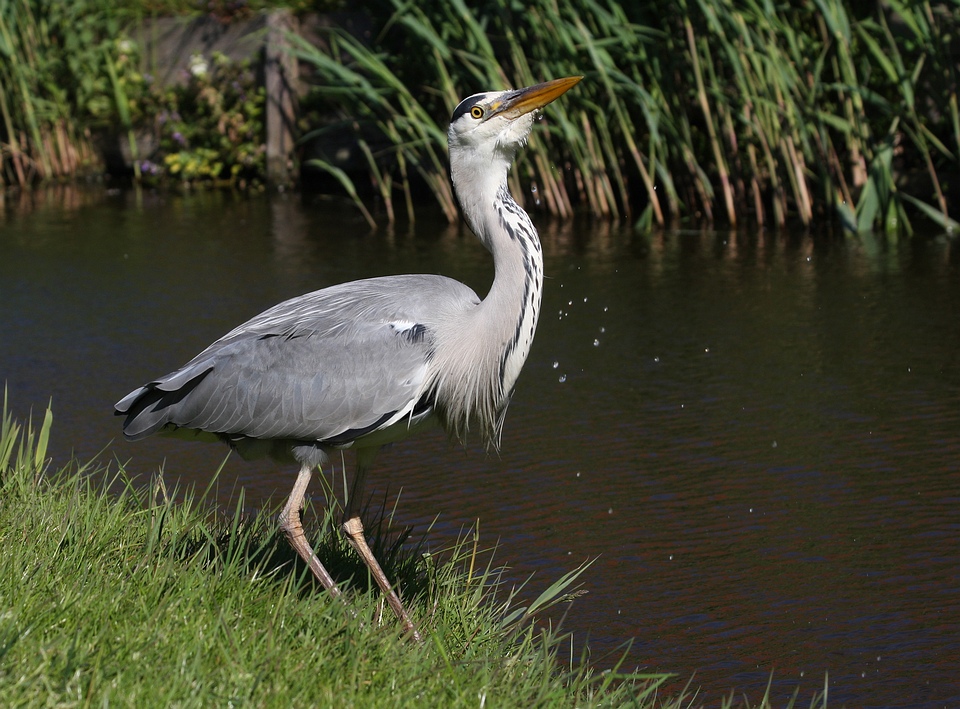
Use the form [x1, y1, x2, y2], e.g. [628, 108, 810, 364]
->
[115, 75, 581, 642]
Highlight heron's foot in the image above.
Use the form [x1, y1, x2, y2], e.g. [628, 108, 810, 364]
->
[342, 516, 423, 643]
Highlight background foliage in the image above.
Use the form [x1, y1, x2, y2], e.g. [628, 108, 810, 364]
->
[0, 0, 268, 188]
[2, 0, 958, 233]
[299, 0, 960, 233]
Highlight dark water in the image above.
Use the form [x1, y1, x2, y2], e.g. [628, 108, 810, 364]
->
[2, 188, 958, 708]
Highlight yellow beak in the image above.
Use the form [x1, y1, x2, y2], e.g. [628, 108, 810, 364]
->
[490, 76, 582, 119]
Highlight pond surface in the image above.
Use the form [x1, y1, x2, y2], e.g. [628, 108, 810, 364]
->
[2, 187, 958, 708]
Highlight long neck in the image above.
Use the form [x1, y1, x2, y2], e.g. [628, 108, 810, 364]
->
[433, 160, 544, 448]
[479, 184, 544, 400]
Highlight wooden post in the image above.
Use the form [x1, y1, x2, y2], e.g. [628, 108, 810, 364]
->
[265, 10, 298, 188]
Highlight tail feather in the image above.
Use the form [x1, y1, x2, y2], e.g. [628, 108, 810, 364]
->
[114, 364, 213, 440]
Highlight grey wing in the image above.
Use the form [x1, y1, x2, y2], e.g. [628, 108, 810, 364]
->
[115, 275, 479, 445]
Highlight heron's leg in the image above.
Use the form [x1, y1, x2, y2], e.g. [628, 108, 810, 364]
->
[342, 450, 422, 642]
[279, 463, 341, 596]
[342, 517, 421, 642]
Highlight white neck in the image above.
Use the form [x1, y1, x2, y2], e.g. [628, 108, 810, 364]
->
[432, 144, 544, 447]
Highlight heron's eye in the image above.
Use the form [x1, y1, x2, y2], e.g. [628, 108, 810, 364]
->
[470, 106, 484, 120]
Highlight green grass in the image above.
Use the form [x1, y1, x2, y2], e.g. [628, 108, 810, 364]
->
[1, 397, 699, 707]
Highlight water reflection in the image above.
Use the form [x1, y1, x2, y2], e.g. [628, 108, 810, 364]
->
[1, 188, 958, 708]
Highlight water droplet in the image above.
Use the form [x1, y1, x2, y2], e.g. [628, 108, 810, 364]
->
[603, 306, 608, 312]
[558, 374, 567, 383]
[772, 440, 778, 448]
[607, 507, 613, 514]
[593, 339, 600, 346]
[552, 361, 559, 369]
[654, 356, 660, 363]
[599, 326, 605, 333]
[583, 297, 588, 303]
[568, 300, 573, 306]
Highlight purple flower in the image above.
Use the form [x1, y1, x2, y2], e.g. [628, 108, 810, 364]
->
[172, 131, 186, 146]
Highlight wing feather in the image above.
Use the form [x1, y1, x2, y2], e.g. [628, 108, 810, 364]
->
[116, 275, 479, 449]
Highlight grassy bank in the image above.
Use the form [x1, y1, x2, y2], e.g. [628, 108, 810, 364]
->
[1, 400, 697, 707]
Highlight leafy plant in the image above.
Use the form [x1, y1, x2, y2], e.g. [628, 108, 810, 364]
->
[0, 0, 126, 184]
[0, 2, 266, 189]
[137, 51, 267, 187]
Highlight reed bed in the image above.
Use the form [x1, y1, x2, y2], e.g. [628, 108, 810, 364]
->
[4, 0, 957, 234]
[296, 0, 959, 233]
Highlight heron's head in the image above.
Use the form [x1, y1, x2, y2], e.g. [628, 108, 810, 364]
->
[447, 76, 582, 165]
